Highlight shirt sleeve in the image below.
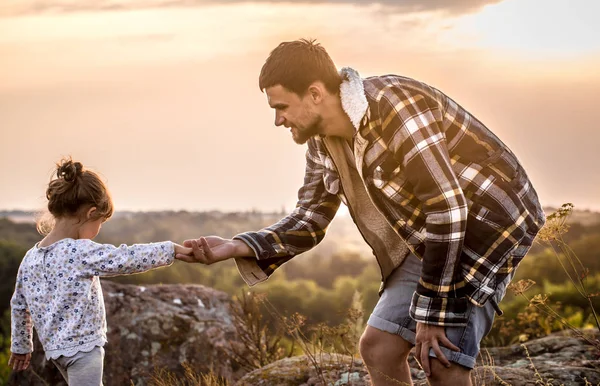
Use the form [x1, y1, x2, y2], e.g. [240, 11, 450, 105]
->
[10, 267, 34, 354]
[378, 86, 469, 326]
[233, 137, 341, 285]
[73, 240, 175, 277]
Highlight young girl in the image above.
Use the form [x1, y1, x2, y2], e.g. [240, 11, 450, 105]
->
[8, 158, 194, 385]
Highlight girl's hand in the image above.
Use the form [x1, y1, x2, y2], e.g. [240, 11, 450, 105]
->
[173, 243, 193, 260]
[8, 352, 31, 371]
[180, 236, 253, 265]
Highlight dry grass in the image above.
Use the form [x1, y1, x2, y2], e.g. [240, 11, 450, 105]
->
[148, 363, 229, 386]
[224, 291, 294, 372]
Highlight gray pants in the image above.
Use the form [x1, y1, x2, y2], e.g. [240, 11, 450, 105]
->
[51, 346, 105, 386]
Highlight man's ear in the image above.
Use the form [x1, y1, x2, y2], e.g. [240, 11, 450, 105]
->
[307, 83, 325, 105]
[86, 207, 97, 220]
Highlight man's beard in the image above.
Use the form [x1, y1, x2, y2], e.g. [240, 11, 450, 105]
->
[292, 115, 323, 145]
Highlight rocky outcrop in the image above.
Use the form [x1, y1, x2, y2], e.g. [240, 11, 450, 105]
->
[473, 331, 600, 385]
[237, 331, 600, 386]
[8, 279, 600, 386]
[9, 280, 243, 385]
[235, 354, 370, 386]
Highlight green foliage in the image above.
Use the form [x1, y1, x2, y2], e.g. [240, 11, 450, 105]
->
[515, 248, 568, 284]
[282, 250, 371, 288]
[570, 233, 600, 273]
[0, 309, 12, 384]
[486, 204, 600, 347]
[0, 218, 40, 246]
[485, 291, 565, 347]
[2, 207, 600, 355]
[0, 241, 27, 328]
[0, 339, 11, 385]
[94, 211, 286, 246]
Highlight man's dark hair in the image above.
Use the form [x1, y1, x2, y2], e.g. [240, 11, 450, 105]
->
[259, 38, 342, 96]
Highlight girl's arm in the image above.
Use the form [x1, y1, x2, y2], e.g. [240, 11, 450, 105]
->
[10, 269, 34, 355]
[74, 240, 176, 277]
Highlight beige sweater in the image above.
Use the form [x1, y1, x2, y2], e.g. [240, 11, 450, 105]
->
[322, 136, 410, 286]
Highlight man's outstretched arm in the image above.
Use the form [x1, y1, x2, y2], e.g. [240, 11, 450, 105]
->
[180, 137, 341, 283]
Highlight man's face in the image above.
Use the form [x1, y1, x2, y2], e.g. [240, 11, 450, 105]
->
[266, 85, 322, 145]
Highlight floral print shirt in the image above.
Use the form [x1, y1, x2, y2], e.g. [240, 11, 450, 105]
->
[10, 238, 174, 359]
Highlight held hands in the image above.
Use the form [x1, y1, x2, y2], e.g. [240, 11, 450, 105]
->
[415, 322, 460, 377]
[173, 243, 193, 258]
[8, 352, 31, 372]
[176, 236, 253, 265]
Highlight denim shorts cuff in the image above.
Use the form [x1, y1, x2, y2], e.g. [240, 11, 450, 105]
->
[367, 314, 416, 345]
[368, 315, 476, 369]
[430, 346, 476, 369]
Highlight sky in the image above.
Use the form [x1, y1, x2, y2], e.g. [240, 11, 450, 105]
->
[1, 0, 599, 213]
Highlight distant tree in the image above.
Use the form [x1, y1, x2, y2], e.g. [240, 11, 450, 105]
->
[0, 218, 40, 246]
[571, 234, 600, 272]
[283, 251, 370, 288]
[0, 241, 27, 330]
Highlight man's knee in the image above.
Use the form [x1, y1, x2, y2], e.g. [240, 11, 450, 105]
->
[359, 326, 412, 364]
[427, 358, 472, 386]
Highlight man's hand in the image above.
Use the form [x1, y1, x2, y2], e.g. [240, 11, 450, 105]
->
[415, 322, 460, 377]
[8, 353, 31, 372]
[178, 236, 253, 264]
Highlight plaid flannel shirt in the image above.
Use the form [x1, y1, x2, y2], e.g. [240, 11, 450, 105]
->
[235, 68, 545, 326]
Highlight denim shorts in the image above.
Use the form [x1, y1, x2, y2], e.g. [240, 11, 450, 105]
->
[367, 253, 509, 369]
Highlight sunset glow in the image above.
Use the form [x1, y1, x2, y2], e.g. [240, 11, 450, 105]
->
[1, 0, 598, 212]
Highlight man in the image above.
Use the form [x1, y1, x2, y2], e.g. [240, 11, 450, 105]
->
[179, 39, 545, 385]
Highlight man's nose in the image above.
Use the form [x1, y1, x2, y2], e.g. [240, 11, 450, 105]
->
[274, 114, 285, 127]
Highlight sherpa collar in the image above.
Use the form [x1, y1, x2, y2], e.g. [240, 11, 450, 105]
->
[339, 67, 369, 130]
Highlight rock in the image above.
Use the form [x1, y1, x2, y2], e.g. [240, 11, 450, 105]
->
[236, 354, 370, 386]
[9, 280, 243, 385]
[236, 330, 600, 386]
[473, 329, 600, 386]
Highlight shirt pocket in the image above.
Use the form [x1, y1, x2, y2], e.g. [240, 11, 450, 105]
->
[370, 158, 411, 204]
[468, 200, 514, 233]
[372, 164, 400, 189]
[464, 200, 526, 273]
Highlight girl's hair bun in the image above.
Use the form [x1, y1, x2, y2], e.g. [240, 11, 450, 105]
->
[56, 159, 83, 182]
[41, 156, 114, 235]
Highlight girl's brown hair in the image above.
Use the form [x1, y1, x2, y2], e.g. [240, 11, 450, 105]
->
[37, 157, 113, 235]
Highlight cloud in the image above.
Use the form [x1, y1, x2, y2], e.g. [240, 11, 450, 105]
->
[1, 0, 504, 18]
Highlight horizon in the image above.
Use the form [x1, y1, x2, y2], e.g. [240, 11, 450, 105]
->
[1, 203, 598, 214]
[3, 203, 599, 222]
[1, 0, 599, 212]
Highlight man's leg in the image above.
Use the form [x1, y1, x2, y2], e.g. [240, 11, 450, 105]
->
[421, 270, 515, 385]
[363, 253, 505, 386]
[359, 325, 473, 386]
[427, 358, 472, 386]
[361, 253, 425, 385]
[359, 325, 413, 385]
